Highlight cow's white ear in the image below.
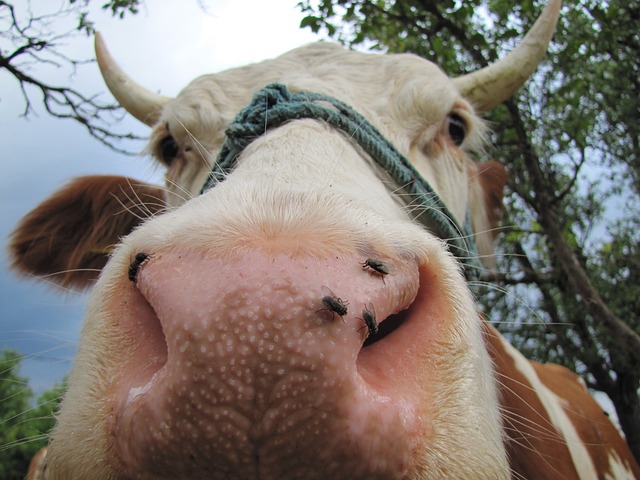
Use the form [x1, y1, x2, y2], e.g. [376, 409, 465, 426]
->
[468, 160, 507, 269]
[9, 176, 166, 289]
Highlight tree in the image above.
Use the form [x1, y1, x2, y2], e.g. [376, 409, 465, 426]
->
[0, 0, 143, 152]
[298, 0, 640, 460]
[0, 349, 66, 480]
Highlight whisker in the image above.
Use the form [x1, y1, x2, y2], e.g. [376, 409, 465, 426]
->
[23, 270, 102, 294]
[111, 192, 152, 223]
[122, 178, 158, 220]
[164, 177, 195, 203]
[170, 113, 215, 171]
[471, 281, 557, 327]
[0, 434, 51, 453]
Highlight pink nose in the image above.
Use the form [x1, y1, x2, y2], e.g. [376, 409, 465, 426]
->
[112, 250, 421, 478]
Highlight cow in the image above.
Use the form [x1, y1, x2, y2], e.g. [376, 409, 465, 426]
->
[11, 0, 640, 478]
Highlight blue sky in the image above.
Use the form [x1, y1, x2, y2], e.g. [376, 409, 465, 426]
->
[1, 0, 319, 394]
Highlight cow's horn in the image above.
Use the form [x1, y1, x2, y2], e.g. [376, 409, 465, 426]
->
[454, 0, 561, 112]
[95, 32, 170, 126]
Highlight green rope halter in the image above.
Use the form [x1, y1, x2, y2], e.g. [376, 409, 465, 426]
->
[200, 83, 481, 280]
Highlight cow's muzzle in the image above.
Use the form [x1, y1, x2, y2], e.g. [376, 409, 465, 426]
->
[108, 249, 447, 479]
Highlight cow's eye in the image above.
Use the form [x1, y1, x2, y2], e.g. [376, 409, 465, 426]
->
[447, 113, 467, 146]
[160, 136, 179, 166]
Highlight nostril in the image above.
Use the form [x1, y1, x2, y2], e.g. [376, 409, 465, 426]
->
[128, 252, 152, 283]
[361, 308, 410, 347]
[355, 266, 443, 399]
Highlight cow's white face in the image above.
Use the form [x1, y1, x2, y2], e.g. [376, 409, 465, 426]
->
[20, 43, 506, 479]
[151, 45, 483, 222]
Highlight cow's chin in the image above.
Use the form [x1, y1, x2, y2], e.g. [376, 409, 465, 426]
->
[44, 244, 507, 480]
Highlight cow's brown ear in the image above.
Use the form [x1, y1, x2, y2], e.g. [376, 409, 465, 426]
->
[9, 175, 166, 289]
[468, 160, 507, 268]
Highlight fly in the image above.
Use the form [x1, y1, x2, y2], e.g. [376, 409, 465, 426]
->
[318, 285, 349, 322]
[362, 258, 390, 283]
[360, 303, 378, 337]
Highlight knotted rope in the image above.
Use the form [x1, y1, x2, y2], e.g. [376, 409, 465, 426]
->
[200, 83, 481, 280]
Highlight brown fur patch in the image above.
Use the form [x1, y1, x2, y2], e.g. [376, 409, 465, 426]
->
[533, 362, 640, 478]
[475, 160, 507, 236]
[9, 176, 166, 289]
[484, 322, 640, 478]
[483, 323, 582, 479]
[27, 447, 47, 480]
[467, 160, 507, 268]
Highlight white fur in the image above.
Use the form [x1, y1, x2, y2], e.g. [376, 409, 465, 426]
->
[605, 451, 637, 480]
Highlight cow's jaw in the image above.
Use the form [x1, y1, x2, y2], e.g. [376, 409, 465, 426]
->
[45, 122, 508, 479]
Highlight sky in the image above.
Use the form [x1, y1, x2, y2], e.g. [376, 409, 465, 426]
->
[0, 0, 321, 394]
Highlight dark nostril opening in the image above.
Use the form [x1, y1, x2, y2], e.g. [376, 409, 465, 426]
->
[362, 309, 409, 347]
[128, 252, 152, 283]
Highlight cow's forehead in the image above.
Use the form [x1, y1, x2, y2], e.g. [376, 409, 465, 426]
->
[159, 42, 459, 146]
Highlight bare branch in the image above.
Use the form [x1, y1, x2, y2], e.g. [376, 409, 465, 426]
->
[0, 1, 145, 154]
[552, 143, 587, 205]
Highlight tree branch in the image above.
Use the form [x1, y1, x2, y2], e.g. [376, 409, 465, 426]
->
[0, 1, 145, 154]
[505, 98, 640, 364]
[552, 143, 587, 205]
